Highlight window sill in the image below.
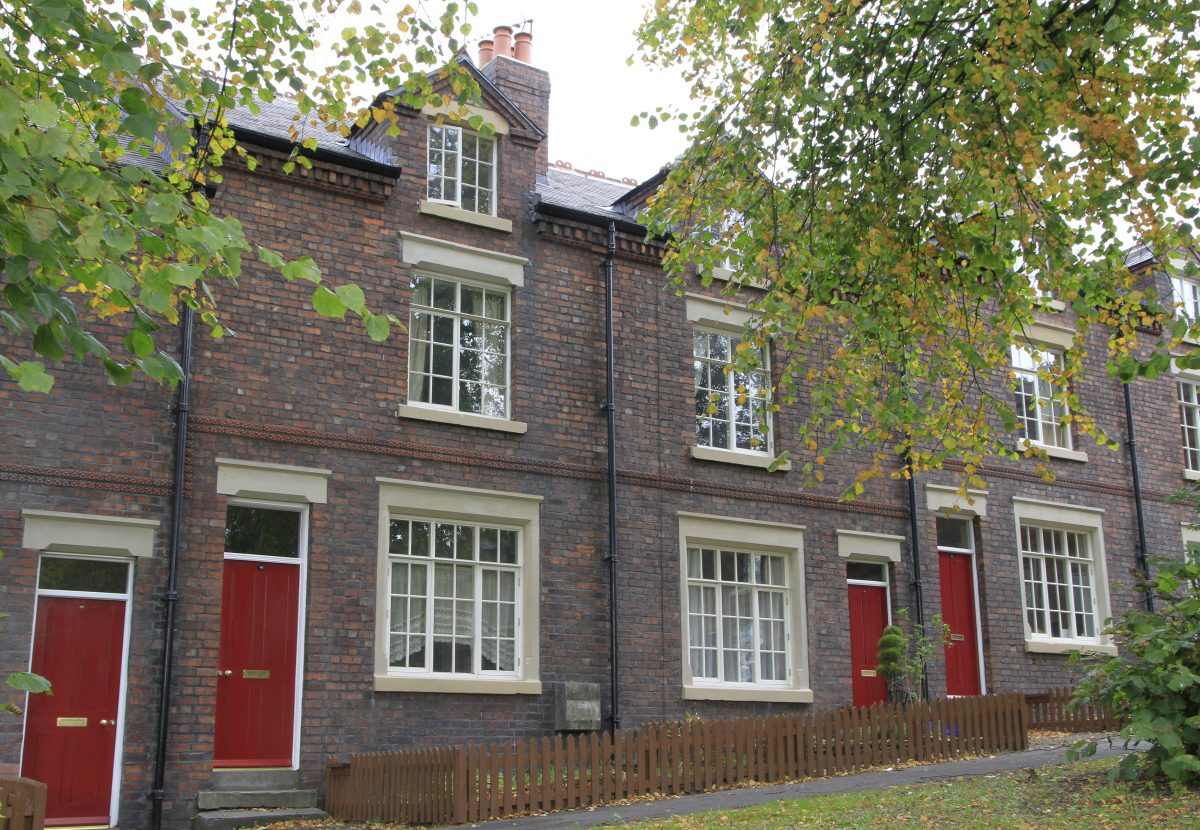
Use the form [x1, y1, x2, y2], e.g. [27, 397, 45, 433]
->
[1035, 298, 1068, 312]
[682, 685, 813, 704]
[396, 404, 528, 434]
[1015, 440, 1088, 463]
[1185, 469, 1200, 482]
[690, 445, 790, 471]
[374, 675, 542, 695]
[1024, 639, 1117, 657]
[419, 200, 513, 233]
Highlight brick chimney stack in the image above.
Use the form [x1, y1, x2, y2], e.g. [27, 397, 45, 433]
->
[478, 23, 550, 173]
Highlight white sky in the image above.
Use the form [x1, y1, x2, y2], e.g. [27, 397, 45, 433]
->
[452, 0, 691, 183]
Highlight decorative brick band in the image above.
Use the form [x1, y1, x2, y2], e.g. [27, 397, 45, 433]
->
[0, 463, 170, 497]
[188, 415, 909, 518]
[946, 459, 1171, 500]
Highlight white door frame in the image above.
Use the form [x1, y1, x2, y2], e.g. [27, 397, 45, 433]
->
[936, 520, 988, 696]
[221, 499, 309, 769]
[23, 553, 135, 827]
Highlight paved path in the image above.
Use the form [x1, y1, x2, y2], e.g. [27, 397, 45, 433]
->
[466, 739, 1139, 829]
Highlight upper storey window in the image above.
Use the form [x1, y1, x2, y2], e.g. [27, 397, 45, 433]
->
[1011, 344, 1071, 451]
[427, 125, 496, 216]
[693, 329, 771, 455]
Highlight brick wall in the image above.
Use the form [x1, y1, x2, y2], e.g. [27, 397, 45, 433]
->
[0, 60, 1195, 830]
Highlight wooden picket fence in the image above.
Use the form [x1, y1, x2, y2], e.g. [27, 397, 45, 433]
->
[1026, 686, 1121, 731]
[325, 692, 1028, 826]
[0, 777, 46, 830]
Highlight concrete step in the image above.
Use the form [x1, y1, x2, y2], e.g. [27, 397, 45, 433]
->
[197, 789, 319, 810]
[210, 768, 300, 791]
[193, 807, 326, 830]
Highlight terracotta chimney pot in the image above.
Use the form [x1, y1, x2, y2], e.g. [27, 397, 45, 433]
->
[513, 31, 533, 63]
[478, 38, 494, 66]
[492, 25, 514, 58]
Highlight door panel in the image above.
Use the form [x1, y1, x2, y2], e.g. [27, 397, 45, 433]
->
[213, 559, 300, 767]
[939, 551, 982, 696]
[847, 584, 889, 708]
[23, 597, 125, 826]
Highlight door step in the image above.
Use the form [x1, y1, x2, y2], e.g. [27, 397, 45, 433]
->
[197, 789, 318, 810]
[209, 768, 299, 791]
[193, 807, 326, 830]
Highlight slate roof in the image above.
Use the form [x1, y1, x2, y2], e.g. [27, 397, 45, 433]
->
[222, 96, 385, 166]
[1125, 242, 1155, 269]
[535, 168, 636, 221]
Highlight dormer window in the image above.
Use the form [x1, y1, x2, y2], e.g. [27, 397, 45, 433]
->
[427, 124, 496, 215]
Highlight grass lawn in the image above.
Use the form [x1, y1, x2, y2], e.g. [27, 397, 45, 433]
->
[627, 757, 1200, 830]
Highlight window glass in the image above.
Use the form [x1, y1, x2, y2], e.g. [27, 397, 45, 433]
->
[427, 125, 496, 215]
[38, 557, 129, 593]
[1011, 345, 1071, 450]
[1179, 381, 1200, 472]
[409, 275, 511, 418]
[935, 517, 973, 551]
[1020, 523, 1096, 641]
[388, 518, 520, 676]
[694, 328, 770, 453]
[846, 561, 887, 583]
[224, 505, 301, 557]
[686, 546, 788, 685]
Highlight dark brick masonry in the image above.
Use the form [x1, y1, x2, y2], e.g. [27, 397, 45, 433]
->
[0, 46, 1192, 830]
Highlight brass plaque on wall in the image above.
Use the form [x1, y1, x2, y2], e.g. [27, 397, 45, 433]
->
[56, 717, 87, 727]
[860, 669, 877, 678]
[243, 669, 270, 680]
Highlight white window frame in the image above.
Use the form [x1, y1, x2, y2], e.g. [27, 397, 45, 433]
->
[693, 326, 772, 454]
[684, 293, 787, 471]
[677, 512, 810, 703]
[384, 515, 522, 679]
[374, 479, 542, 694]
[396, 233, 529, 434]
[1179, 379, 1200, 479]
[426, 123, 497, 216]
[1172, 274, 1200, 322]
[1011, 343, 1072, 451]
[406, 273, 512, 419]
[1012, 497, 1115, 655]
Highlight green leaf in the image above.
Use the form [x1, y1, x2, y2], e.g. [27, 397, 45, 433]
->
[257, 247, 285, 268]
[125, 330, 155, 357]
[6, 671, 51, 694]
[103, 358, 134, 386]
[281, 257, 322, 284]
[33, 324, 65, 360]
[335, 283, 366, 313]
[1, 357, 54, 393]
[311, 286, 346, 319]
[365, 313, 390, 341]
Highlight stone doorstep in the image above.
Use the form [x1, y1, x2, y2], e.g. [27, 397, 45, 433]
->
[193, 807, 327, 830]
[197, 789, 319, 811]
[209, 769, 300, 792]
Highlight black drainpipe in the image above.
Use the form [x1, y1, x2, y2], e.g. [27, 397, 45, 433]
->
[603, 220, 621, 730]
[905, 460, 929, 701]
[1122, 382, 1154, 611]
[150, 303, 195, 830]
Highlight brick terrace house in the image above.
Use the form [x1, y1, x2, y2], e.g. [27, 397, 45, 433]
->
[2, 25, 1199, 830]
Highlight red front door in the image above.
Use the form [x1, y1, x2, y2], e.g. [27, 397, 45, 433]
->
[23, 596, 126, 826]
[848, 583, 889, 708]
[939, 551, 982, 696]
[213, 559, 300, 767]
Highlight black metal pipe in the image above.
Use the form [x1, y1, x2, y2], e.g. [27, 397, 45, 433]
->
[1123, 382, 1154, 611]
[905, 464, 930, 701]
[603, 220, 621, 730]
[149, 303, 194, 830]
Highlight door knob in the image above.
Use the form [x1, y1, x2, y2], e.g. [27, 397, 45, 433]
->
[100, 719, 115, 727]
[219, 669, 233, 677]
